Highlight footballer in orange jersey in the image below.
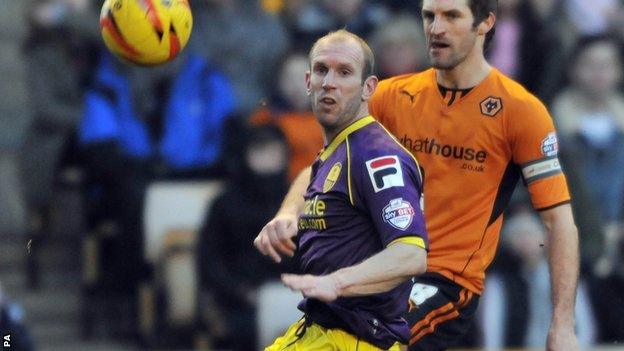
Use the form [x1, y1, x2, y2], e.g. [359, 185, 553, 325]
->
[370, 67, 571, 349]
[370, 67, 570, 295]
[255, 0, 580, 350]
[366, 0, 580, 350]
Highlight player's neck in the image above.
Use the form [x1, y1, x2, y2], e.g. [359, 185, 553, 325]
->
[436, 53, 491, 90]
[323, 105, 370, 144]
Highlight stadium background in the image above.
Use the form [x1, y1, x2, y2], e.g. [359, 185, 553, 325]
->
[0, 0, 623, 350]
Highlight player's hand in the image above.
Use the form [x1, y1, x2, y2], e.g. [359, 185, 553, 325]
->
[254, 214, 298, 263]
[547, 324, 579, 351]
[281, 273, 340, 302]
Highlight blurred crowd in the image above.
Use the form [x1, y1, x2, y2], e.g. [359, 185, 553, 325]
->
[2, 0, 624, 350]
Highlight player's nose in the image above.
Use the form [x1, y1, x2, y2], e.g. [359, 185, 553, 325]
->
[322, 71, 337, 90]
[430, 16, 446, 36]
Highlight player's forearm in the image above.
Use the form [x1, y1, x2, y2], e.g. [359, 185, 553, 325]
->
[277, 166, 310, 216]
[330, 242, 426, 297]
[541, 204, 579, 327]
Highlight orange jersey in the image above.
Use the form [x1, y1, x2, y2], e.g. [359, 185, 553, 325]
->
[370, 68, 570, 294]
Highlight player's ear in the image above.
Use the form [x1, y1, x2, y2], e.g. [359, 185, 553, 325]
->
[305, 70, 311, 95]
[477, 12, 495, 36]
[361, 75, 378, 101]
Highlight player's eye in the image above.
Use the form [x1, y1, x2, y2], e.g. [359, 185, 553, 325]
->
[446, 11, 460, 20]
[314, 65, 328, 74]
[422, 12, 434, 22]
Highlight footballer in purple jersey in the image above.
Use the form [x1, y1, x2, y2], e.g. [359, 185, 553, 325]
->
[296, 116, 427, 348]
[256, 29, 428, 351]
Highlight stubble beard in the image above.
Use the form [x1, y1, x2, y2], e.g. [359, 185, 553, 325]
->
[429, 30, 478, 71]
[317, 89, 364, 134]
[431, 55, 461, 70]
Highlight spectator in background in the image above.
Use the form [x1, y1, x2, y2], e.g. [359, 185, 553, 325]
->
[368, 14, 428, 79]
[479, 210, 596, 349]
[565, 0, 623, 36]
[20, 0, 99, 287]
[552, 34, 624, 249]
[78, 50, 235, 338]
[197, 123, 290, 351]
[280, 0, 389, 51]
[553, 34, 624, 344]
[487, 0, 569, 103]
[250, 51, 323, 182]
[189, 0, 288, 115]
[487, 0, 521, 78]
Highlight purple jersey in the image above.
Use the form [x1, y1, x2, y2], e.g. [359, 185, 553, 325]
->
[297, 116, 428, 348]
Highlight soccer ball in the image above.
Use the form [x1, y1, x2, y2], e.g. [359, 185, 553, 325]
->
[100, 0, 193, 65]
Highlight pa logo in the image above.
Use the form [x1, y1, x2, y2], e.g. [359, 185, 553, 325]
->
[480, 96, 503, 117]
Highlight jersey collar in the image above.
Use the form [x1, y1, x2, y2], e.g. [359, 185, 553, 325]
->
[319, 115, 375, 161]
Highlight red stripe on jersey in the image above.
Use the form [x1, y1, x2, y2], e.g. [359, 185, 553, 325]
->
[100, 13, 141, 57]
[371, 157, 396, 168]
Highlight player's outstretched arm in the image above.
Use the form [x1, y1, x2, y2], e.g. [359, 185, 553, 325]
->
[281, 241, 426, 302]
[254, 166, 311, 263]
[540, 204, 580, 351]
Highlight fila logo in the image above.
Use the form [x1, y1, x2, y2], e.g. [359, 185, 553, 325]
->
[365, 155, 404, 193]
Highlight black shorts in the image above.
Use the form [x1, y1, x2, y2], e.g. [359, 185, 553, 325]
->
[406, 273, 480, 351]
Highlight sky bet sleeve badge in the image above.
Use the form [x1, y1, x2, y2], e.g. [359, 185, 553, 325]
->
[382, 198, 415, 231]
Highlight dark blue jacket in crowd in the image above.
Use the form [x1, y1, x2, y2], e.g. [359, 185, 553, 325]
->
[79, 53, 236, 170]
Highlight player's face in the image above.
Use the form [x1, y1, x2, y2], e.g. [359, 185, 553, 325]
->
[306, 38, 367, 136]
[421, 0, 480, 70]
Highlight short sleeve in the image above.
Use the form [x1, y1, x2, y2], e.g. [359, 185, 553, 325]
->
[509, 95, 570, 210]
[352, 151, 428, 248]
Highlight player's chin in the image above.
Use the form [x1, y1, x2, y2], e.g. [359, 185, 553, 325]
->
[430, 59, 457, 70]
[316, 113, 340, 129]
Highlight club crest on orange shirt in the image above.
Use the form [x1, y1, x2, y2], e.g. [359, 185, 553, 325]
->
[323, 162, 342, 193]
[480, 96, 503, 117]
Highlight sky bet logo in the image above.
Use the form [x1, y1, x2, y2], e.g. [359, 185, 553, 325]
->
[399, 135, 488, 163]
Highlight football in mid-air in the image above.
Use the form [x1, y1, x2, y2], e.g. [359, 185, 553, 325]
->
[100, 0, 193, 65]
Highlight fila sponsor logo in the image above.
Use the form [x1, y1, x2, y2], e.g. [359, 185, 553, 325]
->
[541, 132, 559, 157]
[365, 156, 404, 193]
[400, 135, 488, 163]
[382, 198, 415, 230]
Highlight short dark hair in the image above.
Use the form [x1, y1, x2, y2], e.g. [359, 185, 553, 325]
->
[467, 0, 497, 50]
[309, 29, 376, 81]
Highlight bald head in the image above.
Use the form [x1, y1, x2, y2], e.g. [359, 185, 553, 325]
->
[309, 29, 375, 81]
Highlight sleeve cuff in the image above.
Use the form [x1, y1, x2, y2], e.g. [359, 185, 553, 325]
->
[388, 236, 426, 250]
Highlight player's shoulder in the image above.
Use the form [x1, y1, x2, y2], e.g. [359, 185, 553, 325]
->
[491, 69, 547, 111]
[349, 121, 416, 165]
[377, 69, 435, 97]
